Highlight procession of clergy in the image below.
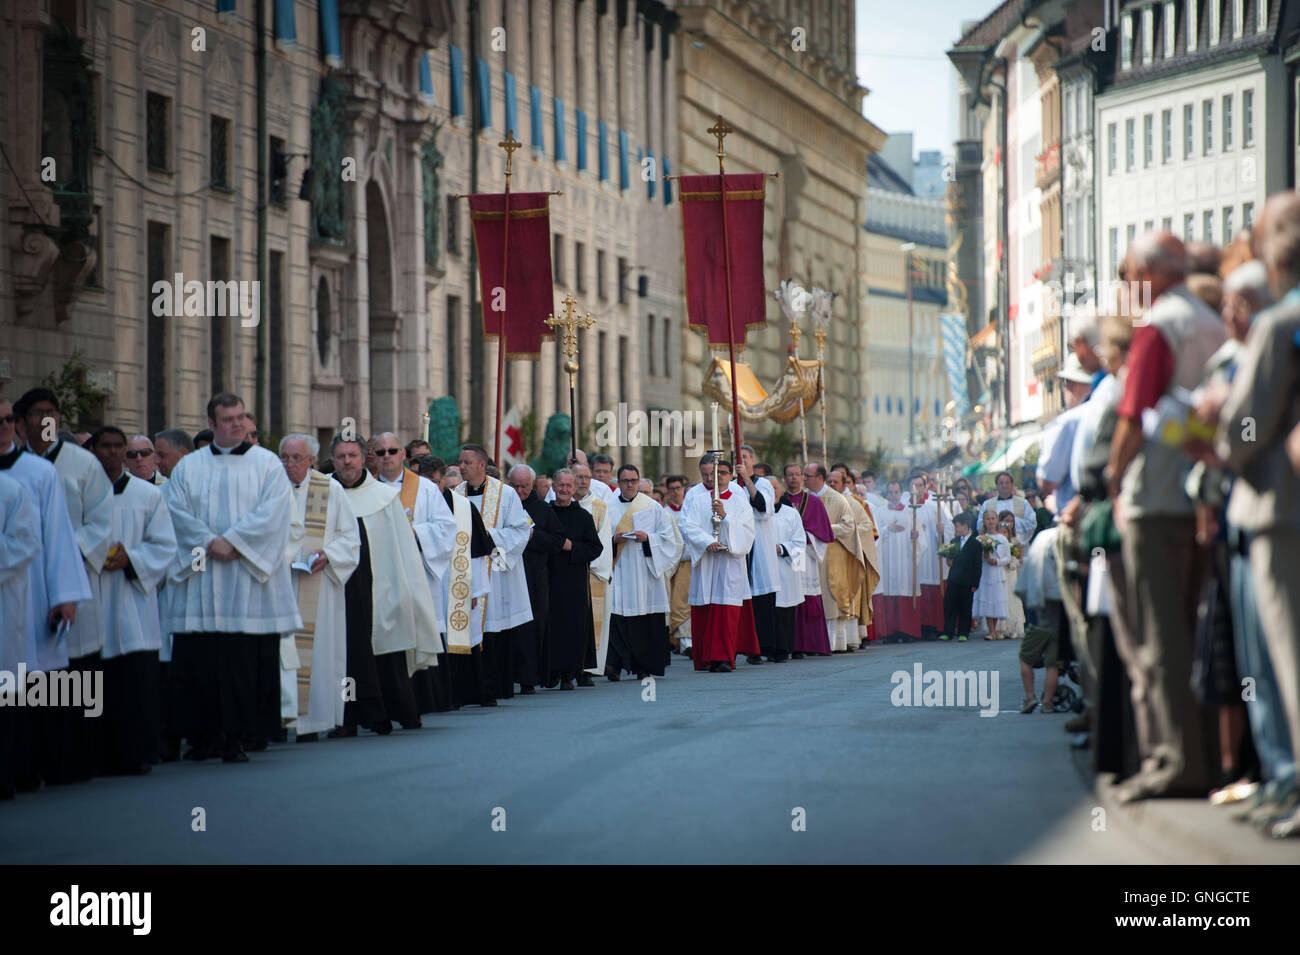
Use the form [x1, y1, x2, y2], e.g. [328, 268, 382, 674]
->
[1, 385, 992, 789]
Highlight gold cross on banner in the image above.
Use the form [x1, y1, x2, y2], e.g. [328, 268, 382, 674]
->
[707, 116, 732, 162]
[544, 293, 596, 388]
[499, 129, 522, 178]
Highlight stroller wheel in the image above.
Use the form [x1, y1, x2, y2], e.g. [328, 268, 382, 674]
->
[1054, 684, 1079, 713]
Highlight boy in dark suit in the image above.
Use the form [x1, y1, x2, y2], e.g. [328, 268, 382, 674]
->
[941, 511, 983, 642]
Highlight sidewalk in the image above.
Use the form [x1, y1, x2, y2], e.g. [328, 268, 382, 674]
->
[1095, 772, 1300, 864]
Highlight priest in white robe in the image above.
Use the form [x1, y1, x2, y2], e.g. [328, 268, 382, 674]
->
[830, 468, 882, 648]
[604, 464, 679, 679]
[977, 471, 1037, 544]
[277, 435, 361, 738]
[663, 476, 693, 656]
[737, 447, 781, 664]
[84, 426, 177, 775]
[371, 432, 455, 711]
[455, 444, 533, 702]
[329, 435, 442, 734]
[680, 456, 755, 672]
[162, 393, 301, 763]
[807, 463, 863, 653]
[575, 463, 615, 675]
[768, 476, 807, 662]
[0, 398, 93, 788]
[0, 470, 40, 800]
[903, 472, 951, 638]
[874, 479, 927, 642]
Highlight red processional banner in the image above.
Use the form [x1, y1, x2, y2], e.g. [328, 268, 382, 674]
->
[468, 192, 555, 358]
[679, 173, 767, 348]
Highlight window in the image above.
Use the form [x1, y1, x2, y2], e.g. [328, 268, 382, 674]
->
[1162, 109, 1172, 162]
[1233, 0, 1244, 38]
[1184, 212, 1195, 240]
[1144, 219, 1155, 232]
[1184, 103, 1194, 158]
[618, 336, 628, 405]
[446, 296, 460, 398]
[146, 222, 169, 434]
[574, 240, 585, 293]
[446, 195, 459, 254]
[146, 92, 170, 171]
[1188, 0, 1198, 52]
[647, 314, 655, 376]
[210, 236, 230, 391]
[269, 251, 285, 433]
[1243, 201, 1255, 229]
[1223, 94, 1233, 150]
[1203, 210, 1214, 243]
[316, 276, 331, 366]
[1203, 99, 1213, 155]
[1144, 114, 1153, 166]
[662, 316, 671, 376]
[1223, 206, 1234, 240]
[617, 256, 627, 305]
[1122, 12, 1133, 69]
[1210, 0, 1221, 44]
[269, 135, 286, 206]
[210, 115, 230, 190]
[1162, 216, 1173, 232]
[1107, 122, 1117, 174]
[1127, 224, 1137, 253]
[1243, 89, 1254, 146]
[596, 249, 606, 299]
[1065, 89, 1074, 138]
[1126, 118, 1135, 170]
[1142, 6, 1154, 64]
[1164, 2, 1177, 57]
[597, 331, 607, 411]
[553, 233, 565, 285]
[1258, 0, 1269, 32]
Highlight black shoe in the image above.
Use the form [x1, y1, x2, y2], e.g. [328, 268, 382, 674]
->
[747, 654, 765, 665]
[326, 725, 357, 738]
[273, 728, 289, 744]
[480, 699, 498, 707]
[160, 739, 181, 762]
[605, 668, 621, 682]
[296, 732, 319, 743]
[400, 720, 422, 730]
[125, 762, 153, 776]
[635, 672, 648, 680]
[708, 662, 721, 672]
[222, 748, 249, 763]
[519, 685, 536, 695]
[576, 672, 595, 687]
[559, 677, 575, 691]
[366, 721, 393, 735]
[791, 652, 805, 659]
[247, 738, 269, 752]
[717, 661, 733, 672]
[183, 745, 217, 761]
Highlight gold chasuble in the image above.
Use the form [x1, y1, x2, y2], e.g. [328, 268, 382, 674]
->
[290, 471, 332, 716]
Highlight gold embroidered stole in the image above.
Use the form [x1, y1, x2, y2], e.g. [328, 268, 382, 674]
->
[293, 471, 331, 717]
[399, 467, 420, 521]
[445, 492, 474, 654]
[612, 493, 658, 563]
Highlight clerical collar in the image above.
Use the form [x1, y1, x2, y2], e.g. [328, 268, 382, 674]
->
[112, 471, 130, 494]
[333, 470, 368, 489]
[719, 488, 732, 500]
[0, 443, 22, 469]
[467, 480, 487, 496]
[377, 472, 403, 485]
[210, 441, 253, 456]
[28, 439, 63, 463]
[996, 494, 1012, 501]
[618, 493, 635, 503]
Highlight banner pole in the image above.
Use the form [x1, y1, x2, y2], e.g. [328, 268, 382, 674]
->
[709, 117, 744, 468]
[493, 130, 522, 466]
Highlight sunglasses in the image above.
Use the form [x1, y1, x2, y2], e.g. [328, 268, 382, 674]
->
[126, 449, 153, 459]
[374, 448, 401, 456]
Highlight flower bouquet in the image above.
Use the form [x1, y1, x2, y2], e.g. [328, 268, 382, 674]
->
[938, 540, 961, 560]
[977, 535, 998, 553]
[1010, 541, 1023, 560]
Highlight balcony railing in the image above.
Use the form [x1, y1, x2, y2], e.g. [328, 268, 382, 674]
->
[1035, 140, 1060, 191]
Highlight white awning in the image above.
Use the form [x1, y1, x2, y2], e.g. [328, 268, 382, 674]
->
[979, 427, 1043, 474]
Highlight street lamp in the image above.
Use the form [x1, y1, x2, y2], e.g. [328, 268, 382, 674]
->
[900, 242, 917, 453]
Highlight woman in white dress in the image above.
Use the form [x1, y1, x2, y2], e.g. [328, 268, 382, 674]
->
[972, 509, 1010, 639]
[998, 512, 1026, 639]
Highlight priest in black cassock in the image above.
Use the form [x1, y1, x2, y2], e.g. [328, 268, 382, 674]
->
[508, 464, 565, 692]
[546, 468, 604, 690]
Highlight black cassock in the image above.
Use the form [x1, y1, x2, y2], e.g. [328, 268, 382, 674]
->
[516, 491, 565, 688]
[442, 487, 498, 706]
[337, 474, 421, 730]
[547, 502, 603, 678]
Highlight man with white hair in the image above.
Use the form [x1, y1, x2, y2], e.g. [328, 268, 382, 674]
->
[509, 463, 565, 692]
[1106, 230, 1225, 803]
[1035, 354, 1097, 513]
[1066, 312, 1104, 393]
[126, 434, 165, 485]
[153, 429, 194, 479]
[370, 431, 456, 711]
[277, 434, 360, 738]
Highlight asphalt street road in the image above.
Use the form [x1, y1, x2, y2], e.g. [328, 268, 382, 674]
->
[0, 638, 1261, 864]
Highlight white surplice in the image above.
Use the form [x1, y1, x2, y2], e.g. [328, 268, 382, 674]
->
[606, 493, 678, 616]
[0, 471, 40, 671]
[746, 477, 779, 597]
[378, 471, 456, 626]
[458, 476, 533, 633]
[978, 494, 1036, 545]
[771, 500, 807, 609]
[0, 444, 93, 671]
[875, 502, 929, 597]
[280, 471, 360, 729]
[89, 474, 177, 658]
[680, 486, 754, 607]
[33, 440, 114, 659]
[162, 443, 301, 635]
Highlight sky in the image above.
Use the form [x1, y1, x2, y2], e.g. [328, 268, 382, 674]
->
[854, 0, 992, 159]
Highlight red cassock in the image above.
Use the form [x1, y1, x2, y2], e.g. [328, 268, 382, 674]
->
[874, 596, 922, 641]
